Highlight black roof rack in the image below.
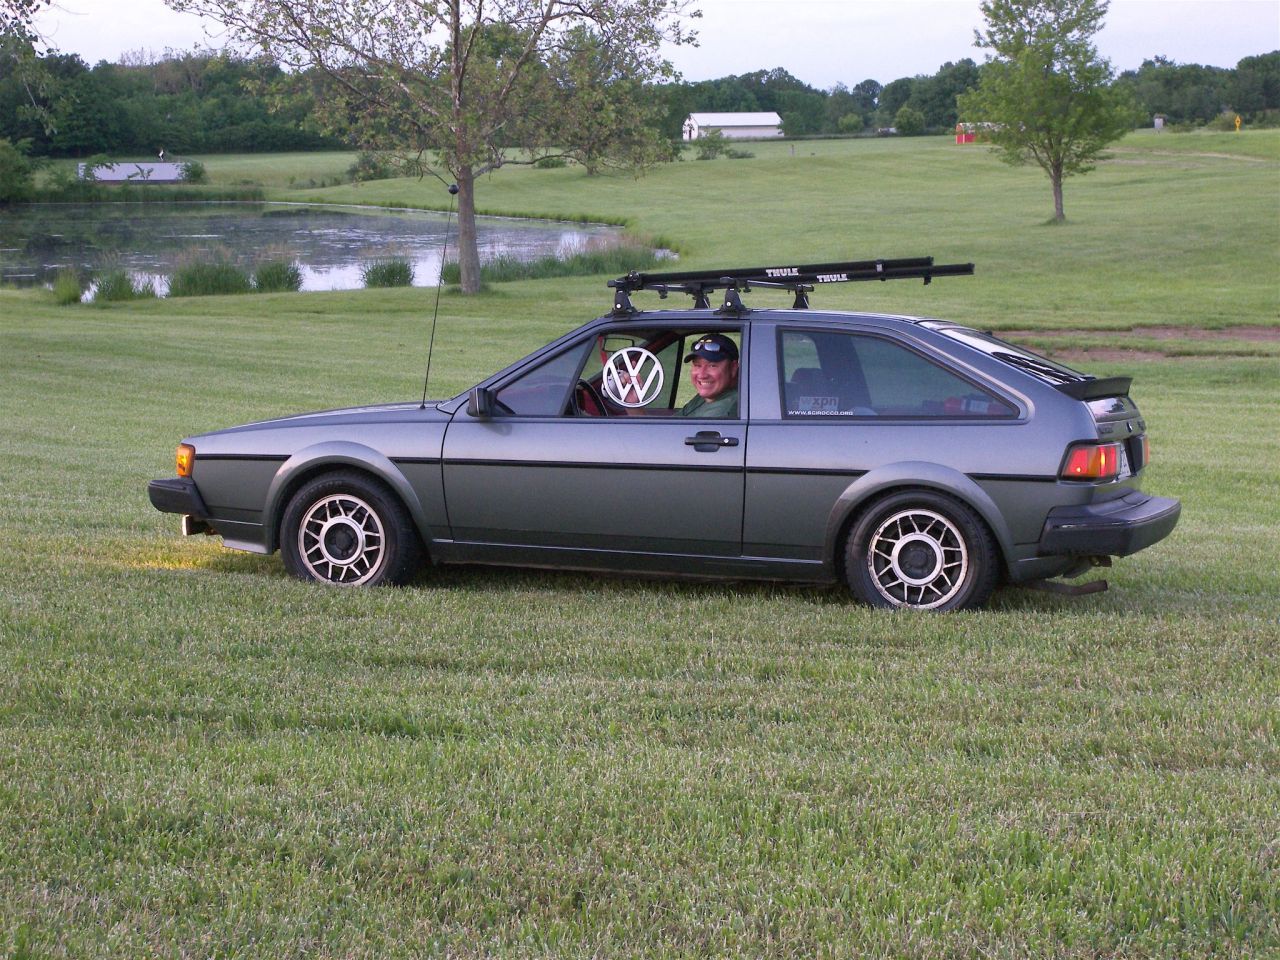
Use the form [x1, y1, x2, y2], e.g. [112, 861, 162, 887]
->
[608, 257, 974, 315]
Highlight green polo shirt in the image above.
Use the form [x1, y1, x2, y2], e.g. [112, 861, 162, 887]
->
[679, 388, 738, 419]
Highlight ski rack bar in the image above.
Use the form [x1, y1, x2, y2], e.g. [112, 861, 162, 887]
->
[608, 257, 975, 315]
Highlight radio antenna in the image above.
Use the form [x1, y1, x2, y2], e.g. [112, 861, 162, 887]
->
[420, 182, 459, 409]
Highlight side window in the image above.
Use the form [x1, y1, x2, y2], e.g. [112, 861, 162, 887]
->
[574, 327, 742, 418]
[493, 339, 591, 416]
[781, 330, 1015, 418]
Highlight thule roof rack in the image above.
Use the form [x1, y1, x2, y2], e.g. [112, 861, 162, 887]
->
[608, 256, 974, 315]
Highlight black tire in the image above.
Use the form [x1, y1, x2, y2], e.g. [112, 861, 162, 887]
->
[280, 471, 422, 586]
[844, 490, 998, 611]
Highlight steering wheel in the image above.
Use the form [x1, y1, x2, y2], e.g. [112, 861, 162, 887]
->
[574, 378, 609, 417]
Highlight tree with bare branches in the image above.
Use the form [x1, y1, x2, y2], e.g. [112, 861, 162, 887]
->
[163, 0, 696, 292]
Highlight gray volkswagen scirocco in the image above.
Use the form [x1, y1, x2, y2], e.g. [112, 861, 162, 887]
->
[149, 258, 1180, 610]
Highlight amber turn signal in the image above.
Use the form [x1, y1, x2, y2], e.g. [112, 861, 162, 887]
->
[176, 443, 196, 478]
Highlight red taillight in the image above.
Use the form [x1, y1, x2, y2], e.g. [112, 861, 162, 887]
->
[1061, 442, 1121, 480]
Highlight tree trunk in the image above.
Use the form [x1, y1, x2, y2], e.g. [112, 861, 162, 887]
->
[454, 167, 482, 294]
[1051, 165, 1065, 222]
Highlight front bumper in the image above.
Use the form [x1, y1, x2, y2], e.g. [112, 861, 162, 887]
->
[148, 477, 209, 517]
[1039, 492, 1181, 557]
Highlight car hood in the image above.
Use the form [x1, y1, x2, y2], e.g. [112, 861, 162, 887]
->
[191, 400, 452, 440]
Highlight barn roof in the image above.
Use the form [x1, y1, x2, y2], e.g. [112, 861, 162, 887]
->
[687, 112, 782, 126]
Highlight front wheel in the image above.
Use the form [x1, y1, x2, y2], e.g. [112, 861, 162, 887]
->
[280, 472, 422, 586]
[845, 491, 998, 611]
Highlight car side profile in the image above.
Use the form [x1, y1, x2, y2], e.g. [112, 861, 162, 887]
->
[148, 258, 1180, 610]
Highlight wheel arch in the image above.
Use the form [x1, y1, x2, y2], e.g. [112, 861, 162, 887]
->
[263, 442, 432, 555]
[823, 463, 1013, 580]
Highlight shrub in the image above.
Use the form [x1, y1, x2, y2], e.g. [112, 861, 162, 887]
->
[169, 260, 252, 297]
[361, 257, 414, 288]
[1206, 111, 1243, 132]
[837, 112, 865, 135]
[180, 160, 208, 184]
[347, 151, 398, 183]
[694, 129, 727, 160]
[894, 105, 926, 136]
[92, 269, 157, 304]
[51, 268, 86, 305]
[533, 156, 567, 169]
[725, 148, 755, 160]
[439, 236, 664, 285]
[253, 259, 303, 293]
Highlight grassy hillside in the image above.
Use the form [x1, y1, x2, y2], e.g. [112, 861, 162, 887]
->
[1, 129, 1277, 958]
[193, 129, 1280, 335]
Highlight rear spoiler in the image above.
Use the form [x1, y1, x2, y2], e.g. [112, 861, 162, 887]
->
[1055, 376, 1132, 401]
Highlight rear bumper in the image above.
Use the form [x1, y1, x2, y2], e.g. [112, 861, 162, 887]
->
[148, 477, 208, 517]
[1038, 492, 1181, 557]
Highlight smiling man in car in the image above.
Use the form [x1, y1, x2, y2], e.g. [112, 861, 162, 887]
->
[679, 334, 740, 418]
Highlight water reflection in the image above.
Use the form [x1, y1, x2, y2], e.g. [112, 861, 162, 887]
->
[0, 202, 619, 293]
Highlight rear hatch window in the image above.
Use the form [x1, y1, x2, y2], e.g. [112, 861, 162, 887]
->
[928, 326, 1091, 386]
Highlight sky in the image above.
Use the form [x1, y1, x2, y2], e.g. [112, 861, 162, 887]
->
[32, 0, 1280, 88]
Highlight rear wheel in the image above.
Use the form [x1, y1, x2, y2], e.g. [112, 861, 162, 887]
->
[281, 472, 422, 586]
[845, 491, 997, 611]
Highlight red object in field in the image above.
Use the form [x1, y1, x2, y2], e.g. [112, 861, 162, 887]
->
[956, 124, 975, 144]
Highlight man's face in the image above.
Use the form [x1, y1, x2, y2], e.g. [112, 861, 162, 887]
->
[690, 357, 739, 401]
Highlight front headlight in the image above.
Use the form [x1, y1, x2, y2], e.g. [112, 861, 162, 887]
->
[176, 443, 196, 478]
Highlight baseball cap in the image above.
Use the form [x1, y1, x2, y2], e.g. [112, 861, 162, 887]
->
[683, 334, 739, 363]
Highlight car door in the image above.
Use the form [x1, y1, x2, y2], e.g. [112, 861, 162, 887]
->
[743, 324, 1019, 561]
[441, 323, 746, 559]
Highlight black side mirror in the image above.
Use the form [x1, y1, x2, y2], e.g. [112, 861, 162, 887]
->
[466, 386, 495, 419]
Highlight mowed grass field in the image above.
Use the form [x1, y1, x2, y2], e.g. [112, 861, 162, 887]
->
[1, 131, 1278, 958]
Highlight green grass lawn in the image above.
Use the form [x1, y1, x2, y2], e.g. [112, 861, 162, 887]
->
[1, 129, 1278, 958]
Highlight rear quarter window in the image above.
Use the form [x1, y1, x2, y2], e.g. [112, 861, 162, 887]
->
[780, 329, 1016, 419]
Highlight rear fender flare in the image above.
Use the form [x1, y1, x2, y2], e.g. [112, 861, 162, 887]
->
[823, 462, 1014, 576]
[264, 442, 434, 552]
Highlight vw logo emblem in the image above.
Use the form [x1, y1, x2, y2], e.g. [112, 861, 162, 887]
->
[602, 347, 665, 408]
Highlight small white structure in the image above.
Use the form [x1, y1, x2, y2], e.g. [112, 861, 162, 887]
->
[682, 112, 783, 140]
[77, 162, 188, 183]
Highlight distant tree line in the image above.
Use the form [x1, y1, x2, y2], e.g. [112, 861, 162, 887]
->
[0, 41, 341, 157]
[2, 42, 1277, 159]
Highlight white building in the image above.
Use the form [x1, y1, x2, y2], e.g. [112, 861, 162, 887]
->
[77, 161, 188, 183]
[682, 112, 783, 140]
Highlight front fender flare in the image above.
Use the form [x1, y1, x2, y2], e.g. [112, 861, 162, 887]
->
[822, 462, 1014, 576]
[263, 441, 433, 552]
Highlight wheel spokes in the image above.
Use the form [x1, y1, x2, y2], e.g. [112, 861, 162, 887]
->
[298, 493, 386, 585]
[866, 508, 969, 609]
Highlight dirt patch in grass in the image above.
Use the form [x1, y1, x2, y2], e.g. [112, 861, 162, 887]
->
[1004, 325, 1279, 342]
[1000, 325, 1278, 364]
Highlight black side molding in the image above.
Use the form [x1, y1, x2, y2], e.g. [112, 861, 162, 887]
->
[1055, 376, 1132, 401]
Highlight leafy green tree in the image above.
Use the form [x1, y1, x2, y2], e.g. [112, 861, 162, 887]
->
[894, 105, 925, 136]
[959, 0, 1136, 221]
[165, 0, 695, 294]
[1114, 56, 1230, 125]
[542, 26, 675, 176]
[907, 58, 981, 129]
[877, 76, 915, 126]
[1232, 51, 1280, 118]
[0, 136, 35, 202]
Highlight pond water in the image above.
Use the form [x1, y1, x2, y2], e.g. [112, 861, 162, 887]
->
[0, 202, 619, 294]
